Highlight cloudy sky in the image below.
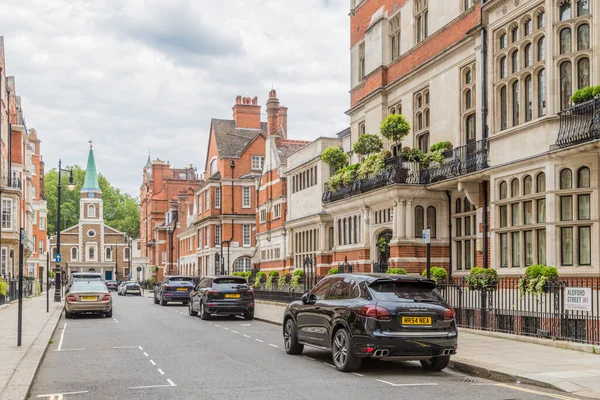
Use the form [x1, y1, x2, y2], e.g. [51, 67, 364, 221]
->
[0, 0, 350, 196]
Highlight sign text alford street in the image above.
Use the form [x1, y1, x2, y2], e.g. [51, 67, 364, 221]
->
[564, 287, 592, 312]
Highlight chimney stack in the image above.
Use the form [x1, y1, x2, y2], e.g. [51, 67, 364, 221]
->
[232, 94, 261, 129]
[266, 89, 280, 138]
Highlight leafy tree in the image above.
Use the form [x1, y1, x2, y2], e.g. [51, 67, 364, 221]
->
[380, 114, 411, 148]
[45, 166, 140, 238]
[353, 133, 383, 156]
[321, 147, 348, 171]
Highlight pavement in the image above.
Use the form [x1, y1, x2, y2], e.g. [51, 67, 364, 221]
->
[0, 292, 63, 400]
[21, 292, 592, 399]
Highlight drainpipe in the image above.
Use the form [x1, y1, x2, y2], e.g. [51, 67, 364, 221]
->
[482, 180, 489, 269]
[446, 191, 452, 281]
[481, 0, 488, 140]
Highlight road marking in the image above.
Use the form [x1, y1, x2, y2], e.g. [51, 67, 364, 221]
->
[208, 322, 213, 325]
[232, 330, 239, 334]
[150, 360, 156, 365]
[223, 327, 230, 331]
[268, 343, 279, 348]
[323, 363, 336, 368]
[157, 369, 165, 375]
[215, 324, 221, 327]
[37, 391, 88, 398]
[167, 378, 176, 386]
[54, 348, 85, 352]
[302, 356, 315, 361]
[351, 372, 364, 377]
[374, 379, 438, 387]
[143, 352, 149, 357]
[494, 383, 580, 400]
[57, 323, 67, 351]
[255, 339, 264, 343]
[113, 346, 139, 349]
[129, 384, 174, 389]
[243, 334, 250, 338]
[138, 346, 143, 350]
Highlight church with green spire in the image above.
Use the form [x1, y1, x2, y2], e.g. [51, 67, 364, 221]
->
[50, 143, 131, 281]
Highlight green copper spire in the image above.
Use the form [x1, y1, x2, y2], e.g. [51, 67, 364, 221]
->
[82, 141, 100, 191]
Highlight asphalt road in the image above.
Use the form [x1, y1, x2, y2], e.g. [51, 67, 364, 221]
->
[28, 294, 586, 400]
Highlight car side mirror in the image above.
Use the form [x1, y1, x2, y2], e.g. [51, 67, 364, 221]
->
[301, 292, 317, 305]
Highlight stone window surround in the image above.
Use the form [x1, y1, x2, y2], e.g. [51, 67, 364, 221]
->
[414, 0, 429, 44]
[388, 10, 401, 62]
[293, 228, 319, 269]
[460, 61, 477, 146]
[336, 213, 363, 247]
[454, 197, 477, 271]
[413, 86, 430, 152]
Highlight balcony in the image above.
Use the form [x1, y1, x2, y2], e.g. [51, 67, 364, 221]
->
[147, 240, 157, 247]
[0, 176, 22, 191]
[555, 98, 600, 148]
[322, 139, 489, 204]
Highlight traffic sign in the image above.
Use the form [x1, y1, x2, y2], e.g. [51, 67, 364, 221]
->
[422, 229, 431, 244]
[55, 254, 62, 263]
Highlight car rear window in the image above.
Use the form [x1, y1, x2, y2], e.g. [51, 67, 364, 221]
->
[213, 278, 247, 289]
[73, 275, 102, 281]
[369, 281, 443, 303]
[168, 277, 193, 282]
[127, 284, 140, 288]
[72, 282, 107, 292]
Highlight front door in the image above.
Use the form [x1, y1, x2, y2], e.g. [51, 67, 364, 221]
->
[105, 270, 113, 281]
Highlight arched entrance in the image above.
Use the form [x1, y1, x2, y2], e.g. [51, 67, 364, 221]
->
[376, 230, 393, 266]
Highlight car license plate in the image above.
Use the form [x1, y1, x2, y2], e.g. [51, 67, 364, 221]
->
[176, 288, 187, 291]
[225, 294, 240, 299]
[130, 290, 139, 292]
[81, 296, 96, 301]
[402, 316, 432, 325]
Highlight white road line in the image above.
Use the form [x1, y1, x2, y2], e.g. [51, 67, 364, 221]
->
[243, 334, 250, 338]
[232, 330, 239, 334]
[143, 352, 149, 357]
[57, 323, 67, 351]
[214, 324, 221, 327]
[114, 320, 118, 323]
[167, 378, 176, 386]
[138, 346, 143, 350]
[208, 322, 213, 325]
[268, 343, 279, 348]
[351, 372, 364, 377]
[37, 391, 88, 398]
[54, 348, 85, 352]
[323, 363, 336, 368]
[255, 339, 264, 343]
[374, 379, 438, 387]
[129, 384, 174, 389]
[223, 327, 229, 331]
[157, 369, 165, 375]
[150, 360, 156, 365]
[113, 346, 139, 349]
[302, 356, 315, 361]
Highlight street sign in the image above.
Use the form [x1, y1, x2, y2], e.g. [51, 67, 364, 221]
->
[137, 266, 142, 272]
[128, 274, 131, 278]
[565, 288, 592, 312]
[422, 229, 431, 244]
[55, 254, 62, 263]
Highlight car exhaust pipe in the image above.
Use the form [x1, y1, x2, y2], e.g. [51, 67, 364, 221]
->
[442, 348, 454, 355]
[372, 349, 389, 358]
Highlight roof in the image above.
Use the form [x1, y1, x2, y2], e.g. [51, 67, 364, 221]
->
[277, 140, 309, 167]
[336, 127, 351, 138]
[211, 118, 267, 158]
[82, 146, 101, 191]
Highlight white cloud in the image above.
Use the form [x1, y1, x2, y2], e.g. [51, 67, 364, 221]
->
[0, 0, 349, 196]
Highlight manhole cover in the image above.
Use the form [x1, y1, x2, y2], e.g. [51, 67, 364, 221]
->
[460, 377, 480, 383]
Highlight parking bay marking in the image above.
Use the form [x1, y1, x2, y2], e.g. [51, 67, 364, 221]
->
[57, 323, 67, 351]
[375, 379, 439, 387]
[158, 369, 165, 375]
[37, 391, 88, 399]
[150, 360, 156, 365]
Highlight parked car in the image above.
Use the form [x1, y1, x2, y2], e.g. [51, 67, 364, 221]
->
[105, 280, 118, 291]
[66, 272, 104, 293]
[123, 282, 142, 296]
[188, 275, 254, 320]
[154, 276, 195, 306]
[117, 282, 128, 296]
[64, 281, 112, 318]
[282, 273, 457, 372]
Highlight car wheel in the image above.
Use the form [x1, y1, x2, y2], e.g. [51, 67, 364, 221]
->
[105, 309, 113, 318]
[64, 309, 72, 319]
[160, 297, 167, 306]
[331, 328, 362, 372]
[183, 301, 189, 306]
[420, 355, 450, 371]
[188, 301, 198, 316]
[283, 318, 303, 355]
[199, 302, 211, 320]
[243, 311, 254, 321]
[153, 296, 159, 304]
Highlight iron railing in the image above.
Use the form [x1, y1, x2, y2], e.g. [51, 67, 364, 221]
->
[423, 139, 489, 183]
[556, 97, 600, 148]
[0, 176, 22, 190]
[254, 290, 303, 303]
[0, 279, 35, 306]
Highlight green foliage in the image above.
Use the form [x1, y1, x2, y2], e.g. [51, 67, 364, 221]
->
[421, 149, 445, 167]
[386, 268, 407, 275]
[353, 133, 383, 156]
[421, 267, 448, 283]
[49, 270, 55, 279]
[268, 270, 280, 277]
[256, 271, 267, 278]
[518, 265, 559, 299]
[429, 141, 453, 153]
[293, 269, 305, 277]
[232, 272, 251, 282]
[33, 280, 42, 296]
[465, 267, 498, 290]
[377, 236, 388, 253]
[327, 173, 344, 193]
[357, 153, 385, 180]
[341, 164, 359, 185]
[327, 268, 338, 275]
[401, 148, 425, 163]
[152, 266, 159, 272]
[380, 114, 411, 144]
[289, 275, 301, 291]
[45, 166, 140, 238]
[571, 85, 600, 104]
[145, 277, 157, 285]
[321, 147, 348, 171]
[0, 278, 7, 297]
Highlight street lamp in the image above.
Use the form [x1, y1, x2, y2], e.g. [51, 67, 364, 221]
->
[54, 160, 74, 302]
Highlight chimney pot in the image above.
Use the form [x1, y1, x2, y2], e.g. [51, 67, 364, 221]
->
[236, 95, 242, 104]
[269, 89, 277, 99]
[252, 96, 258, 105]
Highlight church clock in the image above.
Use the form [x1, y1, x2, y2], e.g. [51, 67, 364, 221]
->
[88, 192, 95, 198]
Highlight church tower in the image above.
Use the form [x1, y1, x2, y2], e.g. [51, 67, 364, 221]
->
[80, 142, 103, 223]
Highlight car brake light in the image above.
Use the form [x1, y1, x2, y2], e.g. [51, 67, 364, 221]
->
[66, 295, 77, 302]
[443, 308, 455, 321]
[359, 347, 375, 354]
[207, 303, 217, 307]
[101, 294, 111, 301]
[248, 303, 254, 307]
[356, 305, 392, 321]
[207, 290, 218, 296]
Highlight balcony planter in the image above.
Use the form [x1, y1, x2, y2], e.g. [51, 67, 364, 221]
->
[518, 265, 560, 299]
[464, 267, 498, 291]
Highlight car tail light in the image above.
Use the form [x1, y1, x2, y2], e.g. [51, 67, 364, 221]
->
[248, 303, 254, 307]
[207, 290, 218, 296]
[443, 308, 455, 321]
[356, 305, 392, 321]
[66, 295, 77, 302]
[101, 294, 111, 301]
[207, 303, 217, 307]
[359, 346, 375, 354]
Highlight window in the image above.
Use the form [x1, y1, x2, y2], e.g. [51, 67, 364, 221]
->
[273, 204, 281, 219]
[205, 190, 210, 210]
[499, 181, 508, 200]
[32, 186, 36, 199]
[500, 233, 508, 267]
[210, 158, 217, 175]
[414, 206, 424, 238]
[524, 230, 533, 266]
[578, 194, 590, 220]
[465, 90, 472, 109]
[40, 216, 45, 230]
[560, 168, 572, 189]
[523, 175, 533, 195]
[417, 133, 429, 153]
[524, 43, 532, 67]
[512, 80, 520, 126]
[124, 247, 130, 261]
[577, 58, 590, 89]
[1, 199, 12, 230]
[499, 33, 507, 49]
[512, 203, 520, 226]
[511, 50, 519, 73]
[215, 187, 221, 209]
[577, 24, 589, 50]
[427, 206, 436, 238]
[39, 240, 44, 255]
[577, 0, 589, 16]
[536, 173, 546, 192]
[512, 232, 521, 267]
[89, 247, 95, 261]
[511, 178, 519, 197]
[252, 156, 264, 170]
[88, 229, 96, 238]
[162, 251, 166, 263]
[455, 198, 476, 270]
[260, 209, 267, 223]
[578, 167, 590, 188]
[389, 13, 401, 61]
[537, 36, 546, 61]
[561, 227, 573, 265]
[578, 226, 591, 265]
[71, 247, 78, 261]
[205, 228, 210, 248]
[500, 86, 507, 130]
[415, 0, 428, 43]
[0, 248, 7, 276]
[560, 28, 572, 54]
[511, 26, 519, 43]
[105, 247, 112, 261]
[463, 0, 473, 11]
[524, 19, 532, 36]
[243, 225, 251, 246]
[537, 229, 546, 265]
[358, 42, 365, 81]
[524, 201, 533, 224]
[537, 199, 546, 223]
[88, 204, 96, 218]
[560, 0, 572, 21]
[537, 10, 545, 29]
[215, 225, 221, 246]
[233, 257, 251, 272]
[500, 205, 508, 227]
[538, 69, 546, 116]
[242, 187, 250, 208]
[561, 196, 573, 221]
[525, 75, 533, 122]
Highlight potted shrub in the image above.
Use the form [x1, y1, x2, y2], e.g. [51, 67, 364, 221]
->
[327, 267, 339, 275]
[253, 271, 267, 289]
[386, 267, 407, 275]
[279, 270, 291, 284]
[421, 267, 447, 284]
[353, 133, 383, 157]
[518, 265, 559, 299]
[0, 277, 8, 298]
[266, 271, 279, 290]
[465, 267, 499, 290]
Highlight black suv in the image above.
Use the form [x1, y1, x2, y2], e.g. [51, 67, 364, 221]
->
[189, 276, 254, 320]
[154, 276, 195, 306]
[282, 273, 458, 372]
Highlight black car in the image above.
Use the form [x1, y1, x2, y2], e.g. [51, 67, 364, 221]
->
[282, 273, 457, 372]
[154, 276, 195, 306]
[123, 282, 142, 296]
[188, 275, 254, 320]
[105, 280, 118, 291]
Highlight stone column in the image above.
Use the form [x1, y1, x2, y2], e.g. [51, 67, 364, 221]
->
[398, 200, 406, 239]
[319, 223, 326, 251]
[406, 200, 414, 239]
[363, 207, 371, 246]
[392, 201, 398, 238]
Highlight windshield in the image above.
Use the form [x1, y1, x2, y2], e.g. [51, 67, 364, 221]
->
[168, 277, 194, 282]
[71, 282, 108, 292]
[369, 281, 444, 303]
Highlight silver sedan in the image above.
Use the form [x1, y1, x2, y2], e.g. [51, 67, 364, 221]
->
[65, 281, 113, 318]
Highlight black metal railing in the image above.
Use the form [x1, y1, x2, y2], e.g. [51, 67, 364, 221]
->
[423, 139, 489, 184]
[372, 261, 388, 273]
[254, 290, 303, 303]
[556, 97, 600, 148]
[0, 176, 22, 190]
[0, 279, 35, 306]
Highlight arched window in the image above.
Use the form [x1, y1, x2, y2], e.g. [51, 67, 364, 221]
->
[414, 206, 424, 238]
[416, 94, 423, 108]
[105, 247, 112, 260]
[500, 56, 507, 78]
[524, 19, 532, 36]
[124, 247, 130, 261]
[88, 204, 96, 218]
[560, 0, 572, 21]
[233, 257, 251, 272]
[416, 15, 422, 43]
[536, 172, 546, 192]
[465, 69, 472, 84]
[427, 206, 437, 238]
[71, 247, 78, 261]
[523, 175, 533, 195]
[560, 168, 573, 189]
[500, 86, 508, 130]
[578, 57, 590, 89]
[465, 89, 472, 109]
[560, 61, 572, 110]
[511, 26, 519, 43]
[577, 0, 589, 16]
[499, 33, 507, 49]
[537, 10, 545, 29]
[89, 247, 95, 260]
[525, 74, 533, 122]
[560, 28, 572, 54]
[524, 43, 532, 67]
[499, 181, 508, 200]
[538, 68, 546, 116]
[512, 81, 520, 126]
[464, 198, 472, 211]
[456, 198, 462, 213]
[210, 158, 217, 175]
[466, 114, 476, 143]
[537, 36, 546, 61]
[417, 112, 423, 130]
[511, 178, 519, 197]
[511, 50, 519, 73]
[577, 24, 589, 50]
[578, 167, 590, 188]
[328, 227, 334, 250]
[425, 109, 430, 127]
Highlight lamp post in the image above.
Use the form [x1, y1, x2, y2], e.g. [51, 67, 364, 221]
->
[127, 236, 132, 280]
[54, 160, 75, 302]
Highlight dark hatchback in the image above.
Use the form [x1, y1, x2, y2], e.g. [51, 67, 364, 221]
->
[154, 276, 195, 306]
[188, 276, 254, 320]
[282, 273, 457, 372]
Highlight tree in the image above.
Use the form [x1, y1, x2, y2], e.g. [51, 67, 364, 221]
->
[353, 133, 383, 156]
[380, 114, 411, 148]
[321, 147, 348, 171]
[45, 166, 140, 238]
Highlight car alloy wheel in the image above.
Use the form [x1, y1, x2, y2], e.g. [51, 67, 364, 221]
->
[333, 331, 348, 367]
[283, 318, 303, 355]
